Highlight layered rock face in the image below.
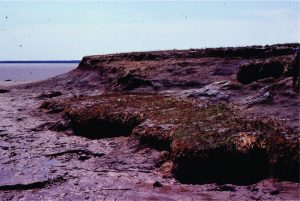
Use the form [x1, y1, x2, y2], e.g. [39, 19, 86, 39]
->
[77, 44, 298, 92]
[0, 43, 299, 200]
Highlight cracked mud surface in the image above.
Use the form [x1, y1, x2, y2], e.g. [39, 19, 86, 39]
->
[0, 44, 299, 200]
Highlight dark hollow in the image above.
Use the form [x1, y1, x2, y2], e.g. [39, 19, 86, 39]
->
[117, 73, 152, 91]
[139, 135, 171, 151]
[173, 147, 270, 185]
[70, 118, 140, 139]
[237, 61, 285, 84]
[0, 89, 10, 93]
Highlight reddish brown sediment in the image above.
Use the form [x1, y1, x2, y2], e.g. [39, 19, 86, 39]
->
[42, 94, 298, 184]
[0, 44, 299, 200]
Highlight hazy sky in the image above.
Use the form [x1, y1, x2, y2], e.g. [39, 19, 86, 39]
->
[0, 1, 299, 60]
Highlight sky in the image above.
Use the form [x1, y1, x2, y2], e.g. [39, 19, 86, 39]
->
[0, 1, 299, 60]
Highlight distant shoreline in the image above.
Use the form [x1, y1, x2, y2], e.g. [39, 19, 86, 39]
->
[0, 60, 80, 64]
[0, 62, 78, 81]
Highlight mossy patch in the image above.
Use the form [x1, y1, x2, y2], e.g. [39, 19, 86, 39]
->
[43, 93, 299, 184]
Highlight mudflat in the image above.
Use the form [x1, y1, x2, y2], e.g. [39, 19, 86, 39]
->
[0, 44, 299, 200]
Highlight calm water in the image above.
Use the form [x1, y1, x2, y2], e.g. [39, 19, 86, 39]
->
[0, 63, 78, 81]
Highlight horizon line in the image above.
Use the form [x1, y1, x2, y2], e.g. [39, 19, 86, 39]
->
[0, 60, 81, 64]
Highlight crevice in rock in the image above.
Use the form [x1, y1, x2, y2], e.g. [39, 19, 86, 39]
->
[0, 176, 65, 191]
[45, 149, 104, 158]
